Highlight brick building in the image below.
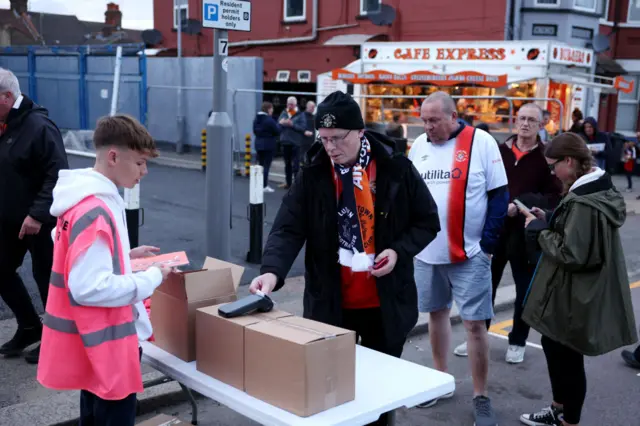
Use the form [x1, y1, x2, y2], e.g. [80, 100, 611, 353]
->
[153, 0, 507, 83]
[599, 0, 640, 136]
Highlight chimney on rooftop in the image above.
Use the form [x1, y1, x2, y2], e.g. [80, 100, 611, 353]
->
[105, 3, 122, 29]
[9, 0, 28, 15]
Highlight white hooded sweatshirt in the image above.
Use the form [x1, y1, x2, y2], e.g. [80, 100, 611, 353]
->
[50, 168, 163, 342]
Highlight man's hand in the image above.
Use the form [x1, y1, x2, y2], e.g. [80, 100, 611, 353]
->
[304, 130, 313, 137]
[130, 245, 161, 259]
[249, 273, 278, 295]
[530, 207, 546, 221]
[507, 203, 518, 217]
[370, 249, 398, 278]
[19, 216, 42, 240]
[279, 119, 292, 127]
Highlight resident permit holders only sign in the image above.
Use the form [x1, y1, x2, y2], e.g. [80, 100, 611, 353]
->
[203, 0, 252, 32]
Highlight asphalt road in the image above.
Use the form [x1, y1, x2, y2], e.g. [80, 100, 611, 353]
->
[136, 282, 640, 426]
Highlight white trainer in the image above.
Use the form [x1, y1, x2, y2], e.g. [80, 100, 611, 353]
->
[453, 341, 468, 357]
[506, 345, 526, 364]
[263, 186, 275, 193]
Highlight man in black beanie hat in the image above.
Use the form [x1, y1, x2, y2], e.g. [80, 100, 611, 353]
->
[249, 91, 441, 425]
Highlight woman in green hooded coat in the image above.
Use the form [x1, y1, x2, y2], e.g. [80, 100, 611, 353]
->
[516, 133, 637, 426]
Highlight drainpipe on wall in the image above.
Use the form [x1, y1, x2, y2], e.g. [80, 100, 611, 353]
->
[504, 0, 513, 40]
[228, 0, 319, 48]
[512, 0, 522, 41]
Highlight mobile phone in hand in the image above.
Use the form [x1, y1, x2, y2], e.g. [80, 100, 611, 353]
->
[513, 199, 531, 215]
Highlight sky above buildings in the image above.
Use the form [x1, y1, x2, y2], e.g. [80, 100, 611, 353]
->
[0, 0, 154, 30]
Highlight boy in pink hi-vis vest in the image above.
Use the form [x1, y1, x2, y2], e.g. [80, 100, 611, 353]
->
[37, 115, 173, 426]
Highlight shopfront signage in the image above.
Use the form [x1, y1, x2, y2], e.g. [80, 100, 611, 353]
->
[331, 69, 508, 88]
[549, 44, 593, 67]
[532, 24, 558, 37]
[362, 42, 549, 66]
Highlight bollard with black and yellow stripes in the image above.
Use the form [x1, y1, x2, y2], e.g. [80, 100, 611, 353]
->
[244, 134, 252, 177]
[201, 128, 207, 171]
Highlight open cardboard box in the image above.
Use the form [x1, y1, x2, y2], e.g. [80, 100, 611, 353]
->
[196, 305, 292, 390]
[151, 257, 244, 362]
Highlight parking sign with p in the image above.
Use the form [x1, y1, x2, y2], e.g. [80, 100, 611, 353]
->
[205, 3, 219, 21]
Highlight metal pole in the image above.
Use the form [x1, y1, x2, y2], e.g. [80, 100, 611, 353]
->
[246, 165, 264, 264]
[111, 46, 141, 248]
[206, 29, 232, 261]
[176, 0, 185, 154]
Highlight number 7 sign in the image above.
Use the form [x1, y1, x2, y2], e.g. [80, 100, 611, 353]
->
[218, 38, 228, 57]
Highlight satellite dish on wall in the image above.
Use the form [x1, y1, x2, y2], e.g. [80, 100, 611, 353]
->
[182, 19, 203, 35]
[367, 4, 397, 26]
[142, 29, 163, 46]
[592, 33, 610, 53]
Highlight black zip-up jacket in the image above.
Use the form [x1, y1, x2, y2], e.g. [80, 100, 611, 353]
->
[0, 95, 68, 227]
[260, 131, 440, 349]
[500, 136, 562, 224]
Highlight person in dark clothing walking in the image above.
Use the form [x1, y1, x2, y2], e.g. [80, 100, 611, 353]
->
[519, 132, 636, 426]
[253, 102, 281, 193]
[278, 97, 311, 189]
[294, 100, 316, 161]
[0, 68, 68, 364]
[454, 104, 562, 364]
[249, 91, 440, 426]
[580, 117, 611, 171]
[568, 108, 583, 134]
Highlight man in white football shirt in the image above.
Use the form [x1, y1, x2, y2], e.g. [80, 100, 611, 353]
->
[409, 92, 508, 426]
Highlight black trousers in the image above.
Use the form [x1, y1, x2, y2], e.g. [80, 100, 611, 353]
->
[541, 336, 586, 424]
[635, 344, 640, 360]
[0, 224, 53, 329]
[487, 232, 534, 346]
[79, 347, 142, 426]
[256, 149, 274, 188]
[342, 308, 404, 426]
[282, 145, 300, 187]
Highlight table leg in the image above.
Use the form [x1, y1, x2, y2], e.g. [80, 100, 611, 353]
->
[179, 383, 199, 425]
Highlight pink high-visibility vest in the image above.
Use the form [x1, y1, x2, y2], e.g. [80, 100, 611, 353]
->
[37, 195, 143, 400]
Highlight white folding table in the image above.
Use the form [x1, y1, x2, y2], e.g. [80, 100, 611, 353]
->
[140, 341, 455, 426]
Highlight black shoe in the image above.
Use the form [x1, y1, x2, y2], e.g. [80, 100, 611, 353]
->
[24, 344, 40, 364]
[621, 349, 640, 369]
[520, 405, 564, 426]
[0, 326, 42, 357]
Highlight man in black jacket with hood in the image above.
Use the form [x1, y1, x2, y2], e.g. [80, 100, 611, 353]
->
[249, 91, 440, 425]
[0, 68, 68, 364]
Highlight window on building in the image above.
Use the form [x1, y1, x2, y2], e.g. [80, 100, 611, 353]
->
[173, 0, 188, 29]
[574, 0, 597, 12]
[534, 0, 560, 6]
[616, 75, 639, 133]
[629, 0, 640, 22]
[284, 0, 305, 21]
[602, 0, 611, 19]
[361, 0, 382, 15]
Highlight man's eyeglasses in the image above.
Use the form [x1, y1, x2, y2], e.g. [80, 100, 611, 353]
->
[517, 116, 540, 125]
[319, 130, 352, 146]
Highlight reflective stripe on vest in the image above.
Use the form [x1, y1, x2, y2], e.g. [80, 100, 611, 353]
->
[42, 313, 136, 348]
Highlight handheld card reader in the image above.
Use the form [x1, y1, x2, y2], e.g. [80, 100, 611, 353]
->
[218, 291, 274, 318]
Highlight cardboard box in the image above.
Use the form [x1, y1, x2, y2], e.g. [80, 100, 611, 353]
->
[196, 305, 292, 390]
[136, 414, 187, 425]
[151, 257, 244, 362]
[245, 316, 356, 417]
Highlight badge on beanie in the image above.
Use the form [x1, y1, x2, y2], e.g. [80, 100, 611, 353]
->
[321, 113, 336, 128]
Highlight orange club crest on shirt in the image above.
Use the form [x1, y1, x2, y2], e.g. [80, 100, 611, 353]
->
[455, 150, 469, 163]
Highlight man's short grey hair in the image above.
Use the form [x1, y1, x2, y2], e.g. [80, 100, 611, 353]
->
[287, 96, 297, 105]
[519, 103, 544, 121]
[422, 91, 456, 116]
[0, 68, 21, 99]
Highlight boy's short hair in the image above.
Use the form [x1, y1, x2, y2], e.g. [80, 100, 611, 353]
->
[94, 115, 158, 157]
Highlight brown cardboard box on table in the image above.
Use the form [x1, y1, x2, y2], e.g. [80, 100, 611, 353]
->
[136, 414, 187, 425]
[245, 316, 356, 417]
[196, 305, 292, 390]
[151, 257, 244, 362]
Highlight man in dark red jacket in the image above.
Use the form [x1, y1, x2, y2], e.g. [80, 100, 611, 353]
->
[453, 103, 561, 364]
